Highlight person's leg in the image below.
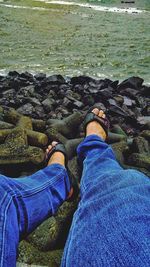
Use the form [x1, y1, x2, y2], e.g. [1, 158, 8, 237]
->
[61, 109, 150, 267]
[0, 142, 71, 267]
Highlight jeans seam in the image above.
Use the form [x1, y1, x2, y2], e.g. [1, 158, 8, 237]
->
[0, 197, 12, 267]
[14, 169, 66, 198]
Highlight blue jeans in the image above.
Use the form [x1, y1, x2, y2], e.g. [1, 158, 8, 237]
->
[0, 135, 150, 266]
[61, 135, 150, 267]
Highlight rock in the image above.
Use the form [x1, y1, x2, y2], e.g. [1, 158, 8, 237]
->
[111, 124, 127, 137]
[47, 112, 84, 139]
[108, 132, 127, 143]
[34, 73, 46, 81]
[117, 76, 144, 90]
[71, 76, 95, 85]
[32, 119, 46, 132]
[127, 153, 150, 171]
[42, 98, 55, 112]
[137, 116, 150, 126]
[17, 104, 34, 116]
[131, 136, 149, 154]
[0, 121, 14, 129]
[27, 200, 78, 251]
[18, 240, 63, 266]
[44, 75, 65, 85]
[111, 141, 129, 167]
[140, 130, 150, 141]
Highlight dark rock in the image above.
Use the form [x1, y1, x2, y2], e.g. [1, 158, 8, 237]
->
[8, 71, 20, 77]
[123, 96, 135, 107]
[18, 85, 35, 97]
[137, 116, 150, 126]
[17, 104, 34, 116]
[127, 153, 150, 171]
[110, 80, 119, 89]
[34, 73, 46, 81]
[140, 85, 150, 97]
[108, 104, 129, 117]
[140, 130, 150, 141]
[117, 76, 144, 90]
[142, 105, 150, 116]
[120, 88, 138, 100]
[71, 76, 95, 85]
[19, 72, 34, 82]
[131, 136, 149, 154]
[44, 75, 65, 85]
[42, 98, 55, 112]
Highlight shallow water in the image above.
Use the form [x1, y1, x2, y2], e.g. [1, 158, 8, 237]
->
[0, 0, 150, 82]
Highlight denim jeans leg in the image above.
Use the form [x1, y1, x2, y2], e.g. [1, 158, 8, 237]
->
[61, 135, 150, 267]
[0, 163, 70, 267]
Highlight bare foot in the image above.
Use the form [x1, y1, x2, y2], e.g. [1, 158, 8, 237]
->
[86, 108, 107, 140]
[46, 141, 65, 167]
[46, 141, 74, 199]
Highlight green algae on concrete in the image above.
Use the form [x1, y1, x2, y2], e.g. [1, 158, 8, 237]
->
[18, 240, 63, 267]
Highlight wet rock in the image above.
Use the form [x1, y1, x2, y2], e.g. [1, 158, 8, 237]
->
[34, 73, 46, 81]
[131, 136, 149, 154]
[140, 130, 150, 141]
[117, 76, 144, 91]
[127, 153, 150, 171]
[42, 98, 55, 112]
[17, 103, 34, 116]
[0, 121, 14, 129]
[18, 240, 63, 267]
[137, 116, 150, 126]
[111, 124, 127, 137]
[47, 112, 84, 139]
[108, 132, 127, 143]
[44, 75, 65, 85]
[27, 199, 78, 251]
[111, 141, 129, 167]
[71, 76, 95, 85]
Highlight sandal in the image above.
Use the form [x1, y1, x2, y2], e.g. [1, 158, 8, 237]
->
[83, 109, 110, 138]
[45, 142, 79, 201]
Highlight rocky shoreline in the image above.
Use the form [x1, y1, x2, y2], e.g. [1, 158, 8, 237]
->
[0, 71, 149, 266]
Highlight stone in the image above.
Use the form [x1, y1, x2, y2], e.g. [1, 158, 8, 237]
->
[34, 73, 46, 81]
[111, 141, 129, 167]
[17, 104, 34, 116]
[108, 132, 127, 143]
[0, 121, 14, 129]
[71, 76, 95, 85]
[140, 130, 150, 141]
[137, 116, 150, 126]
[111, 124, 127, 137]
[18, 240, 63, 266]
[131, 136, 149, 154]
[117, 76, 144, 90]
[47, 112, 84, 139]
[42, 98, 55, 112]
[44, 75, 65, 85]
[0, 127, 45, 165]
[27, 200, 78, 251]
[127, 153, 150, 171]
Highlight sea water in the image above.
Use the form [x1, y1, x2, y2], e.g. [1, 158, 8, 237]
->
[0, 0, 150, 82]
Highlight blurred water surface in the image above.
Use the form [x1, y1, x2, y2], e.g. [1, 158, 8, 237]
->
[0, 0, 150, 82]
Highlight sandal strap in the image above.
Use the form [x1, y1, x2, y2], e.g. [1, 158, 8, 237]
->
[45, 143, 79, 200]
[83, 112, 110, 137]
[45, 143, 68, 166]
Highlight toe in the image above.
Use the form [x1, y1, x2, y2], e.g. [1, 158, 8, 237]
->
[92, 108, 99, 115]
[52, 141, 58, 147]
[98, 110, 104, 117]
[48, 145, 52, 150]
[102, 113, 106, 118]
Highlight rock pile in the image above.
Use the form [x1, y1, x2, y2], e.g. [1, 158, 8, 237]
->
[0, 71, 149, 266]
